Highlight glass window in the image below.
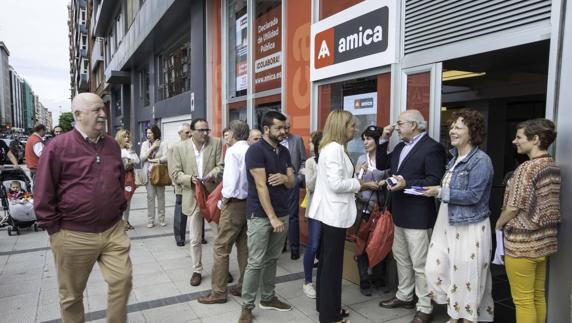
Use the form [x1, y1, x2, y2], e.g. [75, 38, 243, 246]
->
[319, 0, 363, 20]
[318, 75, 383, 163]
[253, 0, 281, 93]
[140, 68, 150, 106]
[158, 40, 190, 100]
[228, 101, 247, 123]
[254, 94, 281, 130]
[227, 0, 247, 99]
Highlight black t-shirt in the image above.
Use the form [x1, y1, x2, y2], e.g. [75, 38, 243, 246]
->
[245, 138, 292, 218]
[0, 140, 12, 164]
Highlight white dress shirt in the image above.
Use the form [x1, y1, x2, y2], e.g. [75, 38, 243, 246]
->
[191, 139, 205, 178]
[221, 140, 249, 199]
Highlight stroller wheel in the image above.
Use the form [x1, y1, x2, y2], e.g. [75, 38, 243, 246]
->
[34, 223, 38, 232]
[7, 227, 12, 236]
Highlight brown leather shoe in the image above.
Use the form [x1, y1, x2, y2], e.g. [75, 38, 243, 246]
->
[410, 311, 432, 323]
[190, 272, 202, 286]
[229, 286, 242, 297]
[238, 308, 252, 323]
[198, 293, 227, 304]
[379, 296, 415, 309]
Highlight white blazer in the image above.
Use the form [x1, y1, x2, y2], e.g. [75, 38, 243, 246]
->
[308, 142, 360, 228]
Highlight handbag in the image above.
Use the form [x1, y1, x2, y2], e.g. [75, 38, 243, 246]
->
[353, 191, 379, 256]
[365, 192, 394, 268]
[134, 168, 147, 186]
[124, 170, 136, 201]
[195, 181, 223, 224]
[150, 164, 172, 186]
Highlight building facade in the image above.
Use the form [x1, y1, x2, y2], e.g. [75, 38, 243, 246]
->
[74, 1, 572, 320]
[68, 0, 90, 99]
[0, 42, 12, 130]
[9, 67, 25, 130]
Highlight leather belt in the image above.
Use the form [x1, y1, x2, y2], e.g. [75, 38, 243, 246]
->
[227, 197, 246, 203]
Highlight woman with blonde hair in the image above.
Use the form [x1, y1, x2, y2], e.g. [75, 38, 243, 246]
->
[308, 110, 378, 323]
[115, 129, 140, 230]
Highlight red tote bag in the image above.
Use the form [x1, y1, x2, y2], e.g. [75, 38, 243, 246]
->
[194, 181, 223, 224]
[365, 195, 394, 268]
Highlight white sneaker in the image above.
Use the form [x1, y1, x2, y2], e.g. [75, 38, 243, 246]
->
[303, 283, 316, 299]
[159, 221, 166, 227]
[147, 223, 154, 228]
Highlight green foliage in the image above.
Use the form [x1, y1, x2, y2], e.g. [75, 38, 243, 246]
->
[59, 112, 74, 132]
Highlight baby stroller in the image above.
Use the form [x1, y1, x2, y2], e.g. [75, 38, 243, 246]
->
[0, 165, 38, 236]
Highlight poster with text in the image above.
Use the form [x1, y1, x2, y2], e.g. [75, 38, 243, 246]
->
[236, 13, 248, 92]
[254, 5, 282, 92]
[343, 92, 377, 115]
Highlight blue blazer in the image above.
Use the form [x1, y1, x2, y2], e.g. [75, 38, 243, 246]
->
[376, 134, 446, 229]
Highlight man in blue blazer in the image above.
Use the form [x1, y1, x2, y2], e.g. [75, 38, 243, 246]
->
[376, 110, 446, 323]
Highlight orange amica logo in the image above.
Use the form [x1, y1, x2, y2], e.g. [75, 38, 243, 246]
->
[314, 28, 334, 69]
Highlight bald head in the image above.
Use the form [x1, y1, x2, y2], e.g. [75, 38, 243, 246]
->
[71, 93, 107, 139]
[248, 129, 262, 145]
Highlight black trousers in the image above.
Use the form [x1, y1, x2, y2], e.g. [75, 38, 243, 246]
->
[316, 222, 345, 323]
[173, 194, 187, 244]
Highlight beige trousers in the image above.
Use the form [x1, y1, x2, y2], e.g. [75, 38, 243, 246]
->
[392, 225, 432, 314]
[187, 205, 204, 274]
[146, 182, 165, 224]
[50, 220, 133, 323]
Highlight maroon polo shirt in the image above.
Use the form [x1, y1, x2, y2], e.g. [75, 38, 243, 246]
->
[34, 129, 126, 235]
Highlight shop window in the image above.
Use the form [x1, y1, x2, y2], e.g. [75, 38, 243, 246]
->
[253, 0, 282, 93]
[227, 0, 248, 99]
[158, 40, 190, 100]
[406, 72, 430, 122]
[319, 0, 363, 20]
[228, 101, 247, 123]
[317, 73, 391, 162]
[254, 94, 281, 130]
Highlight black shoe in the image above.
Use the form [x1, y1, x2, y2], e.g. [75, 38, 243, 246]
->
[190, 272, 202, 286]
[313, 261, 319, 268]
[202, 238, 207, 244]
[176, 241, 185, 247]
[290, 250, 300, 260]
[379, 296, 415, 309]
[228, 273, 234, 284]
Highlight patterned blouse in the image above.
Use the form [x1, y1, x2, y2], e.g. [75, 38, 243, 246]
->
[503, 155, 561, 258]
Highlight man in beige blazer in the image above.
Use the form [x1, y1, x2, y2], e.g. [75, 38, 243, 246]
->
[172, 118, 224, 286]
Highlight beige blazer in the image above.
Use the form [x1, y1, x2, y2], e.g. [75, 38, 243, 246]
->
[171, 136, 224, 216]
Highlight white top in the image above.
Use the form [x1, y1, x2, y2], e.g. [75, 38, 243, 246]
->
[121, 148, 140, 164]
[221, 140, 249, 199]
[191, 139, 205, 178]
[308, 142, 361, 228]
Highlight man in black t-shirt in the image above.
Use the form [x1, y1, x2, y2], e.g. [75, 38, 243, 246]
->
[238, 111, 295, 323]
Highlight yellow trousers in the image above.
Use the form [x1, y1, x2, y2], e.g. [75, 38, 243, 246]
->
[505, 255, 547, 323]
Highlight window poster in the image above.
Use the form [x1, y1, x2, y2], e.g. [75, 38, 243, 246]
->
[236, 13, 248, 91]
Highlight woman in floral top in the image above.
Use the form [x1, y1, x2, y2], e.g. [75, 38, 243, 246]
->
[423, 110, 494, 323]
[496, 118, 560, 323]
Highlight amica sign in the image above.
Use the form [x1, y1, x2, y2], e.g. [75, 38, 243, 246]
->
[311, 0, 398, 81]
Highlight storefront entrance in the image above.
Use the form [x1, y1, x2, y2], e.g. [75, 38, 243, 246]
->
[439, 40, 550, 323]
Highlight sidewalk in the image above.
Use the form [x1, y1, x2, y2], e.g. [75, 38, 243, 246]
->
[0, 186, 443, 323]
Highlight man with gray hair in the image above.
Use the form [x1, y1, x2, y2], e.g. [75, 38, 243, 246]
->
[247, 129, 262, 145]
[376, 109, 446, 323]
[169, 123, 191, 246]
[198, 120, 250, 304]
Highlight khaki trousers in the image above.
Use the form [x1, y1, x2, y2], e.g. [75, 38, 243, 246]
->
[211, 199, 248, 296]
[392, 225, 432, 314]
[50, 220, 133, 323]
[186, 205, 204, 274]
[146, 182, 165, 224]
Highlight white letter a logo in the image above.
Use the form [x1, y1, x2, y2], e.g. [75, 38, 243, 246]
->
[317, 40, 330, 59]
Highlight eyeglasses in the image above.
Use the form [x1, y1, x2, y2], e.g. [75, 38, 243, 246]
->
[196, 129, 211, 133]
[395, 121, 413, 127]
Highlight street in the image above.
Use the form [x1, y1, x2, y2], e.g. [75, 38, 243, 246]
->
[0, 185, 441, 323]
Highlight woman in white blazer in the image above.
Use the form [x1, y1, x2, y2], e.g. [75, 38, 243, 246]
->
[308, 110, 378, 323]
[140, 124, 168, 228]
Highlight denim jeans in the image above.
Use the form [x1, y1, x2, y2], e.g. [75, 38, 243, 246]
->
[303, 217, 321, 283]
[241, 215, 288, 310]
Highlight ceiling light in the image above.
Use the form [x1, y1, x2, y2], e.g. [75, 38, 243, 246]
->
[442, 70, 486, 81]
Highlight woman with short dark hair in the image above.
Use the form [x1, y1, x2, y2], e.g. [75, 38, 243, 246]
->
[423, 110, 495, 323]
[496, 118, 560, 323]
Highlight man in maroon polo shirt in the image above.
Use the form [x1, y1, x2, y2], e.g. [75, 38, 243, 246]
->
[34, 93, 132, 323]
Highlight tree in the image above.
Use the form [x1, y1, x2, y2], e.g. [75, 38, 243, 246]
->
[59, 112, 74, 132]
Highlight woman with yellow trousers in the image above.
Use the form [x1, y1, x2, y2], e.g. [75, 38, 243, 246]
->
[496, 118, 561, 323]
